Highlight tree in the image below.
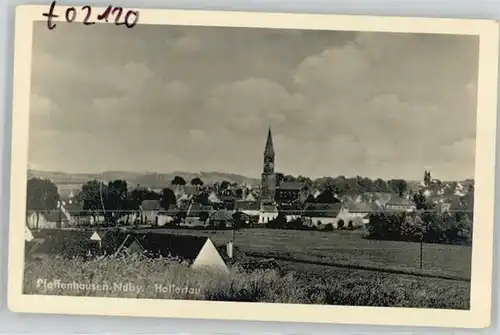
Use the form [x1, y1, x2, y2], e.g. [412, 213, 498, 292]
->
[268, 212, 286, 229]
[374, 178, 388, 192]
[284, 175, 296, 182]
[424, 170, 431, 186]
[220, 180, 231, 190]
[275, 172, 285, 186]
[106, 180, 128, 224]
[26, 178, 60, 228]
[129, 187, 148, 211]
[389, 179, 407, 197]
[413, 189, 431, 210]
[195, 192, 211, 206]
[159, 188, 176, 210]
[171, 176, 186, 186]
[80, 180, 108, 224]
[296, 175, 313, 186]
[190, 177, 204, 186]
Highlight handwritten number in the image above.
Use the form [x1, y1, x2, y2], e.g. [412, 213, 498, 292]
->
[43, 2, 138, 29]
[112, 7, 124, 25]
[81, 6, 95, 25]
[124, 10, 139, 28]
[65, 7, 76, 23]
[97, 5, 111, 22]
[42, 1, 59, 30]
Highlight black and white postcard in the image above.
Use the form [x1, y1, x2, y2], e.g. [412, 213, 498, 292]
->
[7, 4, 499, 328]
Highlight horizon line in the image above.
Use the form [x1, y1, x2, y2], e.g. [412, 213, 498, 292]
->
[27, 167, 474, 183]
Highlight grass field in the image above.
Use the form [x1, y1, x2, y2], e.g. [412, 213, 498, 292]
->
[137, 228, 472, 279]
[23, 254, 470, 309]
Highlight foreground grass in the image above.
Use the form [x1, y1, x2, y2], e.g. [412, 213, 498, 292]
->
[138, 228, 472, 279]
[24, 254, 470, 309]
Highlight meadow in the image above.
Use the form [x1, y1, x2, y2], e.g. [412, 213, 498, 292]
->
[138, 228, 472, 280]
[23, 253, 470, 309]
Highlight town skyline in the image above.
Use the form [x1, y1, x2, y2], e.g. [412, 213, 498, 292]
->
[28, 22, 479, 180]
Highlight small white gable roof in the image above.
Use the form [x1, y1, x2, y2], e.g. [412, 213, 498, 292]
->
[90, 231, 102, 241]
[25, 226, 34, 242]
[244, 192, 257, 202]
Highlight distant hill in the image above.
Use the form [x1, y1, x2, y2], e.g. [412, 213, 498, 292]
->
[27, 169, 261, 190]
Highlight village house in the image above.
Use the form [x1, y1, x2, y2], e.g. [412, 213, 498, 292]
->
[157, 207, 181, 226]
[242, 190, 257, 202]
[209, 209, 234, 228]
[26, 208, 70, 229]
[208, 190, 224, 206]
[183, 203, 212, 227]
[302, 202, 343, 228]
[342, 201, 374, 224]
[234, 200, 260, 217]
[384, 196, 417, 212]
[363, 192, 392, 209]
[258, 201, 279, 225]
[274, 181, 307, 204]
[281, 208, 303, 223]
[25, 226, 34, 242]
[139, 200, 161, 224]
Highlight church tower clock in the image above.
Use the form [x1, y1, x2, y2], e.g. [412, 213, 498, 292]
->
[261, 127, 276, 200]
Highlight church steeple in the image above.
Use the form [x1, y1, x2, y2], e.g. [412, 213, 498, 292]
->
[261, 127, 276, 201]
[264, 127, 274, 158]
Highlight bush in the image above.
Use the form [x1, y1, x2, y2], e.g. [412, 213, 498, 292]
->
[323, 223, 334, 231]
[366, 211, 472, 245]
[337, 220, 345, 229]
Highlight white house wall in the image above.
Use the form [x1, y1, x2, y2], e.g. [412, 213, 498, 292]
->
[26, 212, 58, 229]
[258, 212, 278, 224]
[157, 215, 175, 227]
[309, 216, 338, 227]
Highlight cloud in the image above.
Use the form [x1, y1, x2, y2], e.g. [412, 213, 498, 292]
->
[27, 24, 479, 179]
[171, 35, 202, 53]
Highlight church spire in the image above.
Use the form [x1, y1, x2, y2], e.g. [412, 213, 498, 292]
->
[264, 127, 274, 157]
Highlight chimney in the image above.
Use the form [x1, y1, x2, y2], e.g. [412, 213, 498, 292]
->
[226, 241, 233, 259]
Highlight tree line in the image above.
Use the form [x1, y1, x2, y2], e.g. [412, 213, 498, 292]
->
[366, 211, 473, 246]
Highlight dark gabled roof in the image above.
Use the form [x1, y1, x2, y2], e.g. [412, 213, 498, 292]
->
[344, 202, 374, 213]
[278, 182, 304, 191]
[280, 208, 303, 216]
[28, 229, 99, 258]
[365, 192, 392, 203]
[215, 245, 247, 265]
[187, 203, 213, 217]
[260, 203, 278, 212]
[235, 201, 260, 211]
[159, 207, 181, 217]
[134, 233, 209, 263]
[140, 200, 161, 211]
[210, 209, 234, 221]
[220, 195, 237, 202]
[41, 209, 68, 223]
[386, 196, 414, 206]
[303, 202, 342, 218]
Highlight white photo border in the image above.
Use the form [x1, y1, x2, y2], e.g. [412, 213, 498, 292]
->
[7, 5, 499, 328]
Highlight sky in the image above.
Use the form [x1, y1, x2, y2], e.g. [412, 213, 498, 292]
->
[28, 21, 479, 180]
